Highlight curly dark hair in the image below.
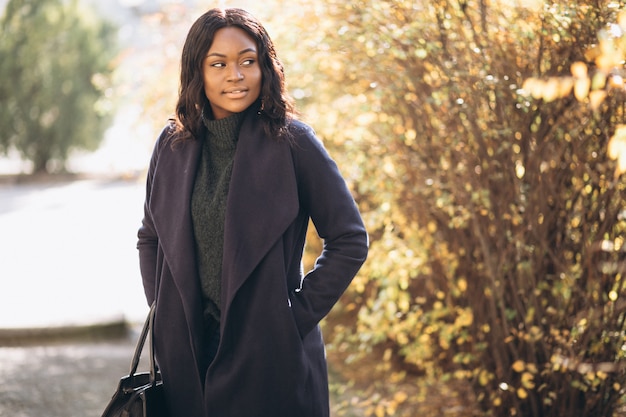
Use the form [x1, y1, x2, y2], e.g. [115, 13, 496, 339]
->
[174, 8, 295, 142]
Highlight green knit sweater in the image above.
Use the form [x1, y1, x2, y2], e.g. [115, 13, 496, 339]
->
[191, 112, 244, 325]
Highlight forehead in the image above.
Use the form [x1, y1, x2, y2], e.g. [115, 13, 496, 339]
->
[208, 26, 257, 54]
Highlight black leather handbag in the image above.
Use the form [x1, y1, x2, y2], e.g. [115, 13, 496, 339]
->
[101, 303, 169, 417]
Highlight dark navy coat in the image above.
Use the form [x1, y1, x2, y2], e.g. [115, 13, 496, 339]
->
[137, 109, 368, 417]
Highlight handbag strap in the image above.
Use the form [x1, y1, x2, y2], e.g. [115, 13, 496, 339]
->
[148, 301, 158, 383]
[129, 302, 158, 385]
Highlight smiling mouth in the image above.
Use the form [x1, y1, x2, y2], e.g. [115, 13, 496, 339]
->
[224, 89, 248, 94]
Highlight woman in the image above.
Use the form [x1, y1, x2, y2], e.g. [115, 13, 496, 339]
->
[137, 7, 368, 417]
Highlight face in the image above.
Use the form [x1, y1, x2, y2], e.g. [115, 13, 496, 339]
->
[202, 26, 262, 120]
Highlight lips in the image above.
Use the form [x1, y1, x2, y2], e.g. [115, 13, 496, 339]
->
[224, 88, 248, 95]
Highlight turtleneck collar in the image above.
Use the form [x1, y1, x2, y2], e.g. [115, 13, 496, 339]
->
[202, 110, 245, 150]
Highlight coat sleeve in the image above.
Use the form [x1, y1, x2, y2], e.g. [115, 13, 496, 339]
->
[289, 122, 369, 338]
[136, 124, 173, 306]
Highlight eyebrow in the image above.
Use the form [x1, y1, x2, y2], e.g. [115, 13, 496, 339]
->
[206, 48, 257, 58]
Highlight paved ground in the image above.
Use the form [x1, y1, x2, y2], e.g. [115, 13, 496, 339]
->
[0, 333, 141, 417]
[0, 334, 366, 417]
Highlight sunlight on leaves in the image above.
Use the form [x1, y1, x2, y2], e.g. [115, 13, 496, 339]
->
[608, 124, 626, 177]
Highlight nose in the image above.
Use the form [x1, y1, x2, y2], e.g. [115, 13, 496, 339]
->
[228, 65, 244, 81]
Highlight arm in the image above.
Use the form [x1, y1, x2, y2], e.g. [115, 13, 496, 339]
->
[289, 123, 369, 337]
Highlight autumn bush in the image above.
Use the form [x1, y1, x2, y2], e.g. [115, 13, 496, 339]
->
[279, 0, 626, 416]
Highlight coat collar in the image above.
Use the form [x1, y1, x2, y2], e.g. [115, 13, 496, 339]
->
[151, 110, 299, 317]
[221, 111, 299, 309]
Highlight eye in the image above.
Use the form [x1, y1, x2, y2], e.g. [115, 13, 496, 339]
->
[241, 58, 256, 66]
[210, 62, 226, 68]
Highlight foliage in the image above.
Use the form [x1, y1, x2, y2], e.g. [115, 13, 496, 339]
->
[278, 0, 626, 416]
[0, 0, 118, 173]
[523, 9, 626, 179]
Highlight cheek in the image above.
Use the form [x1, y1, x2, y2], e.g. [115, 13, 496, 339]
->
[253, 72, 263, 96]
[201, 75, 208, 94]
[201, 69, 213, 95]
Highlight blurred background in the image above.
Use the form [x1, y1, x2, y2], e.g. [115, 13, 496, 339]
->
[2, 0, 626, 416]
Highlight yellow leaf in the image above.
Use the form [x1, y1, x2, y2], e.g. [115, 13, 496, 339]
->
[529, 326, 542, 338]
[584, 44, 601, 62]
[542, 78, 560, 102]
[591, 72, 607, 90]
[478, 369, 492, 386]
[609, 74, 624, 89]
[512, 360, 525, 373]
[596, 51, 623, 72]
[454, 308, 473, 327]
[608, 125, 626, 176]
[574, 78, 590, 101]
[394, 391, 408, 404]
[521, 372, 535, 389]
[405, 128, 417, 142]
[589, 90, 607, 111]
[608, 125, 626, 159]
[557, 77, 574, 97]
[522, 78, 543, 99]
[439, 337, 450, 350]
[571, 61, 588, 78]
[517, 387, 528, 399]
[454, 369, 468, 380]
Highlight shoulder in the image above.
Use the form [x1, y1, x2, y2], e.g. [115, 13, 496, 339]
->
[157, 119, 177, 146]
[285, 119, 340, 177]
[287, 118, 316, 139]
[286, 118, 326, 152]
[153, 119, 190, 155]
[147, 121, 188, 171]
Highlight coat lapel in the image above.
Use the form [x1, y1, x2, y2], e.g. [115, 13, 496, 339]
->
[150, 137, 203, 325]
[221, 112, 299, 311]
[151, 113, 299, 328]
